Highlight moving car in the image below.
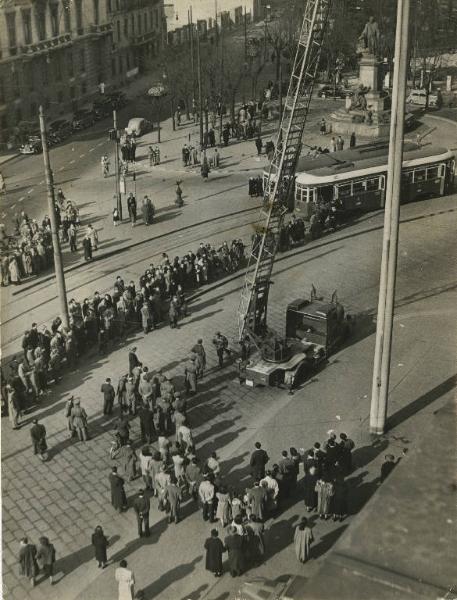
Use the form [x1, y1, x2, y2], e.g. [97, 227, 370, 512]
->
[318, 85, 353, 99]
[72, 109, 96, 130]
[20, 135, 42, 155]
[406, 88, 441, 108]
[49, 119, 73, 141]
[125, 117, 152, 137]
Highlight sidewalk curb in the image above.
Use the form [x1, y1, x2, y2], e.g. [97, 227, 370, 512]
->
[0, 153, 20, 167]
[11, 205, 260, 296]
[422, 113, 457, 126]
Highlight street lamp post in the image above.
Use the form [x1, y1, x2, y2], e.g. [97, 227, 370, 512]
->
[112, 110, 122, 220]
[148, 82, 168, 144]
[38, 106, 69, 329]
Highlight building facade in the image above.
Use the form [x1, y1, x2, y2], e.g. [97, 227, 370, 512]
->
[0, 0, 165, 145]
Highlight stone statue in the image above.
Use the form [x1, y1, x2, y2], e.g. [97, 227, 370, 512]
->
[351, 84, 369, 111]
[359, 16, 380, 56]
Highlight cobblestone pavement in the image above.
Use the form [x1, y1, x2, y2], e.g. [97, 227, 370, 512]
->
[2, 189, 456, 599]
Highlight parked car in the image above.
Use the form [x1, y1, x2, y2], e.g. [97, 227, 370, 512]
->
[318, 85, 353, 99]
[125, 117, 152, 137]
[406, 88, 441, 108]
[20, 135, 42, 155]
[49, 119, 73, 141]
[72, 109, 96, 130]
[93, 98, 113, 120]
[107, 91, 128, 109]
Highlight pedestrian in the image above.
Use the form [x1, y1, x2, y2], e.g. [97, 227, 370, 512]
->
[224, 525, 244, 577]
[127, 193, 137, 226]
[201, 153, 210, 180]
[133, 489, 150, 538]
[246, 480, 267, 521]
[91, 525, 108, 568]
[168, 298, 179, 328]
[36, 536, 56, 584]
[191, 339, 206, 378]
[330, 136, 337, 152]
[68, 223, 77, 252]
[215, 485, 231, 527]
[246, 514, 265, 564]
[320, 118, 326, 135]
[350, 131, 356, 148]
[112, 205, 120, 227]
[303, 465, 318, 511]
[19, 537, 38, 587]
[332, 475, 348, 521]
[140, 302, 152, 334]
[138, 405, 155, 444]
[199, 475, 215, 522]
[250, 441, 269, 480]
[101, 377, 115, 415]
[165, 475, 182, 524]
[7, 383, 21, 429]
[128, 347, 142, 376]
[294, 517, 314, 563]
[82, 235, 92, 261]
[212, 331, 230, 368]
[184, 356, 198, 395]
[141, 196, 151, 226]
[185, 457, 201, 502]
[206, 451, 221, 477]
[118, 441, 139, 481]
[175, 181, 183, 207]
[87, 224, 99, 250]
[109, 466, 127, 513]
[30, 418, 47, 460]
[278, 450, 296, 497]
[204, 529, 225, 577]
[338, 432, 355, 474]
[255, 135, 262, 155]
[155, 465, 171, 512]
[70, 399, 88, 441]
[336, 135, 344, 151]
[315, 475, 335, 519]
[115, 559, 135, 600]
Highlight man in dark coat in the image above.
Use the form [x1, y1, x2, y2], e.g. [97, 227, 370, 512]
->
[109, 466, 127, 513]
[249, 441, 269, 480]
[101, 377, 115, 415]
[30, 419, 47, 460]
[204, 529, 225, 577]
[18, 537, 38, 587]
[138, 404, 155, 444]
[278, 450, 296, 497]
[133, 489, 150, 537]
[128, 347, 142, 376]
[127, 193, 137, 226]
[224, 526, 244, 577]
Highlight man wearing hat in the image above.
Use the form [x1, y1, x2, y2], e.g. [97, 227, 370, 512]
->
[30, 418, 47, 460]
[212, 332, 230, 368]
[133, 489, 150, 537]
[70, 399, 89, 441]
[101, 377, 115, 415]
[128, 347, 142, 376]
[184, 355, 198, 395]
[198, 475, 215, 522]
[191, 339, 207, 379]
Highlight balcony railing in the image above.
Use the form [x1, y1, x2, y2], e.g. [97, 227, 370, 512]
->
[130, 30, 156, 46]
[20, 33, 72, 55]
[89, 23, 113, 36]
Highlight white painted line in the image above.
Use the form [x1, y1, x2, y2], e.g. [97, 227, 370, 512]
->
[10, 205, 15, 210]
[39, 180, 44, 185]
[79, 154, 85, 158]
[89, 148, 95, 152]
[97, 142, 103, 147]
[59, 166, 65, 171]
[18, 197, 25, 202]
[69, 159, 75, 164]
[1, 212, 6, 218]
[27, 189, 34, 194]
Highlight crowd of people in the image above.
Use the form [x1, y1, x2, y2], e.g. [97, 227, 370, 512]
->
[2, 238, 247, 423]
[0, 192, 84, 286]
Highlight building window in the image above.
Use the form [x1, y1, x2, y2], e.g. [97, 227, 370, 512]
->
[6, 12, 17, 52]
[42, 60, 49, 85]
[80, 49, 86, 72]
[16, 108, 23, 124]
[36, 6, 46, 40]
[107, 0, 112, 13]
[124, 18, 128, 37]
[30, 102, 38, 117]
[44, 97, 50, 110]
[149, 10, 153, 30]
[22, 9, 32, 45]
[70, 86, 75, 98]
[126, 52, 130, 70]
[138, 14, 142, 34]
[58, 90, 64, 104]
[131, 14, 135, 34]
[117, 20, 121, 41]
[81, 81, 87, 95]
[111, 57, 116, 76]
[118, 55, 123, 73]
[63, 0, 71, 32]
[68, 50, 74, 77]
[75, 0, 83, 33]
[50, 3, 59, 37]
[1, 115, 8, 131]
[27, 64, 35, 91]
[93, 0, 99, 24]
[55, 56, 62, 81]
[0, 78, 4, 103]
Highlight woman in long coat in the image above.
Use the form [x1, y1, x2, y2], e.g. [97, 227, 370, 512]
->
[19, 537, 38, 586]
[215, 486, 232, 527]
[204, 529, 225, 577]
[246, 515, 265, 563]
[118, 441, 139, 481]
[224, 526, 244, 577]
[115, 560, 135, 600]
[8, 256, 20, 284]
[294, 517, 314, 563]
[303, 466, 319, 511]
[315, 476, 335, 519]
[110, 467, 127, 512]
[91, 525, 108, 568]
[332, 475, 348, 521]
[83, 235, 92, 261]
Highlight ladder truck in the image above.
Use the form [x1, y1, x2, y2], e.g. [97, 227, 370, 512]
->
[238, 0, 351, 389]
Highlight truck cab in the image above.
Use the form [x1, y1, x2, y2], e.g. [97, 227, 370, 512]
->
[286, 297, 349, 356]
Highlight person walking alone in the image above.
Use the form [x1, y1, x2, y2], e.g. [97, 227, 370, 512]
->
[204, 529, 225, 577]
[30, 419, 47, 461]
[133, 489, 150, 538]
[115, 559, 135, 600]
[91, 525, 108, 568]
[212, 331, 230, 368]
[70, 399, 89, 442]
[127, 193, 137, 227]
[294, 517, 314, 563]
[101, 377, 115, 415]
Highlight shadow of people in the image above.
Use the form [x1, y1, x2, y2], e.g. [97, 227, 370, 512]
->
[109, 517, 169, 563]
[138, 555, 203, 599]
[263, 514, 301, 562]
[178, 583, 209, 600]
[311, 524, 348, 560]
[54, 534, 119, 582]
[351, 438, 389, 472]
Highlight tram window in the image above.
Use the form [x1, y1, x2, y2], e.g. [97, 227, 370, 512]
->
[353, 181, 365, 193]
[338, 183, 352, 197]
[317, 185, 333, 202]
[307, 188, 315, 203]
[426, 166, 439, 179]
[366, 178, 379, 191]
[402, 171, 414, 184]
[414, 169, 426, 182]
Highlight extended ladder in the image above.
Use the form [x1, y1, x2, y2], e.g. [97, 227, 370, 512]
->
[238, 0, 332, 354]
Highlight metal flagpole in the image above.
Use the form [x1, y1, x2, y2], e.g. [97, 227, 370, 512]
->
[370, 0, 411, 435]
[38, 106, 69, 329]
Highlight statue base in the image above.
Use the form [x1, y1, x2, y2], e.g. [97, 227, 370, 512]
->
[329, 107, 390, 139]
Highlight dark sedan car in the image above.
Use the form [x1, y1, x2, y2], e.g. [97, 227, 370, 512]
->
[318, 85, 353, 99]
[72, 109, 96, 130]
[49, 119, 73, 140]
